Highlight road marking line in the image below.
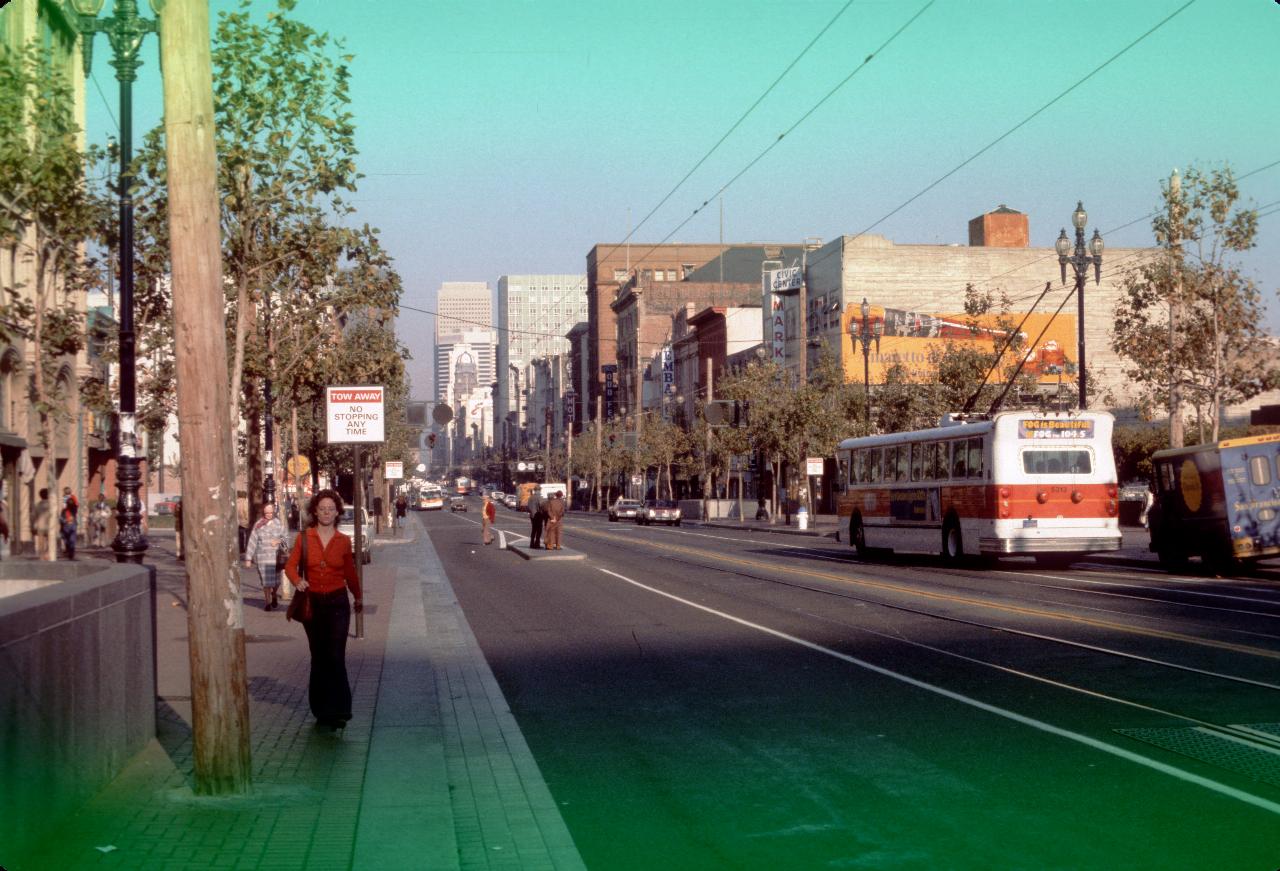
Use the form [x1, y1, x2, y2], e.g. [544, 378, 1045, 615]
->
[598, 567, 1280, 818]
[576, 528, 1280, 661]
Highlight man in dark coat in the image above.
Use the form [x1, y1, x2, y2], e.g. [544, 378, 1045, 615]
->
[528, 488, 544, 549]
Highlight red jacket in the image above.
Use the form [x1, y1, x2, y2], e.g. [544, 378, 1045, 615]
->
[284, 528, 361, 598]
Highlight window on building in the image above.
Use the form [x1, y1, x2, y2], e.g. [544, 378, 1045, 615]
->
[613, 269, 628, 282]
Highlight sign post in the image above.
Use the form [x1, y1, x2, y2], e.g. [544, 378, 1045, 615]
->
[325, 386, 385, 639]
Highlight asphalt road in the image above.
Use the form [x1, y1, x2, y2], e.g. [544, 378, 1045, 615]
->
[415, 498, 1280, 870]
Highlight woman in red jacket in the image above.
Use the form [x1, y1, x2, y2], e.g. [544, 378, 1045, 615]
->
[481, 494, 496, 545]
[284, 489, 363, 732]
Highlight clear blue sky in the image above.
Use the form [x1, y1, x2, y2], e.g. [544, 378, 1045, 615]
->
[84, 0, 1280, 400]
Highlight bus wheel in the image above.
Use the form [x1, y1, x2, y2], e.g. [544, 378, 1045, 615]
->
[850, 515, 868, 557]
[942, 518, 964, 562]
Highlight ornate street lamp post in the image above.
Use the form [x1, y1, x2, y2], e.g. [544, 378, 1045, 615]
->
[850, 298, 882, 424]
[66, 0, 159, 563]
[1056, 202, 1104, 410]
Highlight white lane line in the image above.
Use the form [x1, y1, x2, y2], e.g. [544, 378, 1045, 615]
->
[598, 566, 1280, 818]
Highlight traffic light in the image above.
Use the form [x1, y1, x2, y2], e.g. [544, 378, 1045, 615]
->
[427, 432, 436, 449]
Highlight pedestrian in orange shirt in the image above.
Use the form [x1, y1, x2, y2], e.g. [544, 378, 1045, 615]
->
[481, 494, 496, 545]
[284, 489, 362, 732]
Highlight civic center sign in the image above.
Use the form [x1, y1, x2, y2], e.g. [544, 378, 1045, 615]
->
[326, 386, 385, 443]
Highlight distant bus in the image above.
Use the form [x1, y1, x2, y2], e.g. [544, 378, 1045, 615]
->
[418, 486, 445, 511]
[455, 477, 471, 495]
[834, 411, 1121, 565]
[1148, 432, 1280, 571]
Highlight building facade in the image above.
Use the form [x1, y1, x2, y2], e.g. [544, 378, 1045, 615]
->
[585, 243, 728, 422]
[495, 273, 586, 450]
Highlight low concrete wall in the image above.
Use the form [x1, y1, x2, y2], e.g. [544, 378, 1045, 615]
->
[0, 561, 156, 859]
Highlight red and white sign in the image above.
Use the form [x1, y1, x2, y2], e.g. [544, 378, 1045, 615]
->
[385, 461, 404, 479]
[325, 386, 385, 444]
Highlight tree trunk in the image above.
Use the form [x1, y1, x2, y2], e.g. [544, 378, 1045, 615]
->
[160, 0, 252, 795]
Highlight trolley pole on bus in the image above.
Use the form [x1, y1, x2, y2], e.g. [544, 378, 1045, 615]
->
[1056, 202, 1104, 410]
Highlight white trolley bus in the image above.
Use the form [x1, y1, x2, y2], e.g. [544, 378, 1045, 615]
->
[834, 411, 1121, 565]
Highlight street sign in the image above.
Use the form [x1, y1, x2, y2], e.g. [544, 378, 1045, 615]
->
[517, 461, 527, 471]
[631, 475, 642, 486]
[325, 386, 385, 444]
[806, 457, 824, 476]
[286, 455, 311, 477]
[385, 461, 404, 479]
[767, 266, 802, 294]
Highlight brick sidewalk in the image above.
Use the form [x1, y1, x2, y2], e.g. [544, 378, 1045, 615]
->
[8, 523, 583, 871]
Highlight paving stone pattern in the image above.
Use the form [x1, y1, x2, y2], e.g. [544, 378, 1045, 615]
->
[8, 524, 583, 871]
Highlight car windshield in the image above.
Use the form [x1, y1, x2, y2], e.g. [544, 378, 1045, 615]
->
[618, 500, 640, 507]
[652, 501, 677, 508]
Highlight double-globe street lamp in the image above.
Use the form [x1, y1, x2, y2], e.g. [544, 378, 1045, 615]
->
[65, 0, 159, 563]
[849, 298, 882, 424]
[1055, 201, 1104, 410]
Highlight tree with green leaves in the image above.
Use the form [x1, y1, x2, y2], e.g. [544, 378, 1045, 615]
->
[1113, 165, 1273, 443]
[0, 44, 107, 559]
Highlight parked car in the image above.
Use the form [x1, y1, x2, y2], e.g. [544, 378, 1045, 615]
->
[637, 500, 681, 526]
[503, 493, 518, 509]
[449, 495, 469, 512]
[609, 498, 642, 522]
[338, 506, 374, 564]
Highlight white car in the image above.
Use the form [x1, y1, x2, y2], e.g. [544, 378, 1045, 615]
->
[338, 506, 374, 564]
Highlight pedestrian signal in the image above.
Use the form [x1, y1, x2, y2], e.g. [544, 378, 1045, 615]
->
[427, 432, 436, 448]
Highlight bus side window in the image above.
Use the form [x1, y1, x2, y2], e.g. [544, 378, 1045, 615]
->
[923, 443, 936, 481]
[911, 443, 924, 482]
[869, 448, 882, 482]
[884, 446, 897, 481]
[849, 451, 860, 485]
[952, 441, 967, 478]
[968, 437, 984, 479]
[897, 446, 910, 482]
[936, 442, 950, 480]
[839, 455, 850, 488]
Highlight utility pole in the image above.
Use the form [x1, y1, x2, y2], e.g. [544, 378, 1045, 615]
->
[595, 394, 603, 511]
[1168, 169, 1184, 448]
[798, 247, 808, 386]
[160, 0, 251, 794]
[634, 289, 644, 500]
[704, 357, 713, 522]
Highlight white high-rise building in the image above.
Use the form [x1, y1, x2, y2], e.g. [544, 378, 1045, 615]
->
[436, 281, 491, 342]
[434, 283, 495, 434]
[496, 274, 587, 451]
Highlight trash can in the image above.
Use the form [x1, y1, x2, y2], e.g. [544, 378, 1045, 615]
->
[796, 505, 809, 531]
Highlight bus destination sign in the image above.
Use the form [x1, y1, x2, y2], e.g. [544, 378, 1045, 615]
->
[1018, 419, 1094, 440]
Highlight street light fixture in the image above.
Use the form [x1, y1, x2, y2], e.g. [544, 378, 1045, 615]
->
[1056, 200, 1104, 410]
[849, 298, 882, 424]
[65, 0, 160, 563]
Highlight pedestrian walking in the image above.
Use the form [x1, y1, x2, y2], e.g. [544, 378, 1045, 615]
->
[481, 494, 496, 545]
[236, 490, 250, 555]
[88, 494, 110, 547]
[395, 493, 407, 522]
[527, 488, 544, 549]
[173, 497, 184, 560]
[244, 500, 288, 611]
[33, 488, 51, 559]
[543, 491, 565, 550]
[284, 489, 362, 733]
[60, 487, 79, 559]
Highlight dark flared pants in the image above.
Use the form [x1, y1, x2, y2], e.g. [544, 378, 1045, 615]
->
[530, 513, 544, 548]
[302, 589, 352, 726]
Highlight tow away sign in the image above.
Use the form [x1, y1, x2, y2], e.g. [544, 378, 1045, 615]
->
[326, 386, 385, 444]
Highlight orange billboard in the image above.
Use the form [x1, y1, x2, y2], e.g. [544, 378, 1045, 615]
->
[840, 305, 1078, 386]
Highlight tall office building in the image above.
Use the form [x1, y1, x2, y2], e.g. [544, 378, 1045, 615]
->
[436, 281, 491, 342]
[495, 274, 587, 450]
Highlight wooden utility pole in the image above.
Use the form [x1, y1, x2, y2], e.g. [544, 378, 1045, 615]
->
[595, 395, 603, 511]
[1168, 169, 1184, 448]
[159, 0, 251, 794]
[703, 357, 713, 521]
[565, 417, 573, 510]
[634, 290, 644, 500]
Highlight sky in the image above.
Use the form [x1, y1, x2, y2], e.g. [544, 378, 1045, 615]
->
[82, 0, 1280, 401]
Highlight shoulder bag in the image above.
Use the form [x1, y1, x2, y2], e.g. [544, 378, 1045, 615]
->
[285, 532, 312, 623]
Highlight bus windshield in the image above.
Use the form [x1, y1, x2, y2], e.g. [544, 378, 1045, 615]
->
[1022, 449, 1092, 475]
